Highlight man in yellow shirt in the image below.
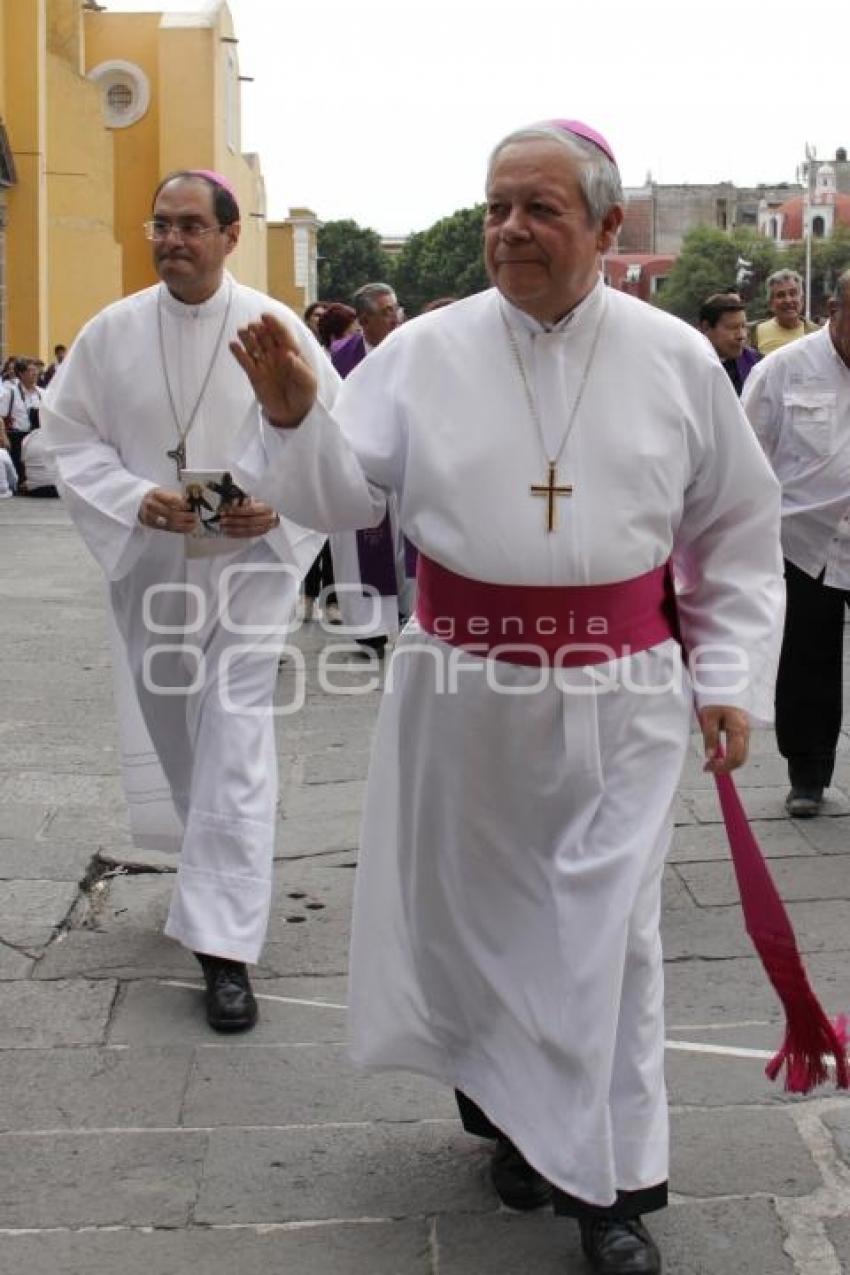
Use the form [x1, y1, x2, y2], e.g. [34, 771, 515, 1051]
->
[752, 270, 818, 354]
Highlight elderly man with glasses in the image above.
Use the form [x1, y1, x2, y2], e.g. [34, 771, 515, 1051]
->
[42, 170, 340, 1033]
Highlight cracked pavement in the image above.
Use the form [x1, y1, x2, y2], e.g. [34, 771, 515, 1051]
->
[1, 498, 850, 1273]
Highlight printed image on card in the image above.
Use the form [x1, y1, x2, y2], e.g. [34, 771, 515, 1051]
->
[181, 470, 247, 557]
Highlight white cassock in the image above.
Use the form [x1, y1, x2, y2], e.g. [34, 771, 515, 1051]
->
[42, 274, 340, 964]
[264, 279, 784, 1206]
[328, 496, 413, 636]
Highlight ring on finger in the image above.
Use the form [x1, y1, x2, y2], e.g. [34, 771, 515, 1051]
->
[155, 515, 167, 528]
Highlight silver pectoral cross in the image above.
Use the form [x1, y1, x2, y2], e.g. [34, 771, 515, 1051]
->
[531, 461, 573, 533]
[166, 440, 186, 477]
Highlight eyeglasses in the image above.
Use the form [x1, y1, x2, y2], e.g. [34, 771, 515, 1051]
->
[143, 219, 225, 242]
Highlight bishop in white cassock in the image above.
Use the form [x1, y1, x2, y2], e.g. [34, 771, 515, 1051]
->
[42, 171, 339, 1033]
[232, 123, 784, 1274]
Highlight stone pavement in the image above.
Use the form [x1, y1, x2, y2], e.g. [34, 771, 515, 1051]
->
[2, 496, 850, 1274]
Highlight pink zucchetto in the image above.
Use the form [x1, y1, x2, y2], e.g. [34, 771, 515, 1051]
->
[545, 120, 618, 169]
[190, 169, 239, 201]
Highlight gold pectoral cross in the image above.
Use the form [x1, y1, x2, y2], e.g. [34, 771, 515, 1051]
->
[531, 461, 573, 532]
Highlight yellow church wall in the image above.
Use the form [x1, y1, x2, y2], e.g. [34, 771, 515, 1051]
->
[45, 47, 122, 346]
[84, 11, 161, 299]
[4, 0, 49, 358]
[85, 4, 267, 296]
[267, 222, 297, 308]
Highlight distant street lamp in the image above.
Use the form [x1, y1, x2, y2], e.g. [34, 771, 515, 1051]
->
[803, 142, 816, 322]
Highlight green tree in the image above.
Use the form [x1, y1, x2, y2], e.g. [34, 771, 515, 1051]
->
[317, 219, 392, 302]
[655, 227, 778, 325]
[393, 205, 489, 315]
[778, 227, 850, 320]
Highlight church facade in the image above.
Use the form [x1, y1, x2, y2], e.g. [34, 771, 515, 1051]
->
[0, 0, 268, 361]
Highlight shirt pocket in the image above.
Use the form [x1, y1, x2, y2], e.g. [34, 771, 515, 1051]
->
[783, 390, 837, 456]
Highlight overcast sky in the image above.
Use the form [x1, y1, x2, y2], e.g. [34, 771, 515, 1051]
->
[103, 0, 850, 235]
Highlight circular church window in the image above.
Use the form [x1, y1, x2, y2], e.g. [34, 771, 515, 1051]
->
[88, 60, 151, 129]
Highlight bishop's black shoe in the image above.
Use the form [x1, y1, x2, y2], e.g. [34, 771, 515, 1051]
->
[578, 1215, 661, 1274]
[195, 953, 258, 1032]
[490, 1137, 553, 1210]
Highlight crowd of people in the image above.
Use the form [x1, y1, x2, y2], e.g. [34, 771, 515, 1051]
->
[0, 346, 64, 497]
[10, 125, 850, 1275]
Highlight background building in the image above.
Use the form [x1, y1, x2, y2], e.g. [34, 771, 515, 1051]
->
[84, 0, 266, 300]
[267, 208, 319, 315]
[0, 0, 269, 361]
[0, 0, 122, 360]
[618, 177, 802, 256]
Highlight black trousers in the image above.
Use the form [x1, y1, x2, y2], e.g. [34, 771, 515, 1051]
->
[303, 540, 335, 603]
[7, 429, 26, 484]
[776, 559, 850, 790]
[455, 1090, 667, 1220]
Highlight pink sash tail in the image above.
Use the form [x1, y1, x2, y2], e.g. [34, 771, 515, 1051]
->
[415, 550, 849, 1093]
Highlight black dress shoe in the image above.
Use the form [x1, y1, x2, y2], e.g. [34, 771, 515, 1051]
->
[195, 953, 258, 1032]
[579, 1216, 661, 1274]
[490, 1137, 552, 1210]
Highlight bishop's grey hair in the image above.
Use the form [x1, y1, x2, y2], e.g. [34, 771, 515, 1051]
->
[486, 125, 624, 225]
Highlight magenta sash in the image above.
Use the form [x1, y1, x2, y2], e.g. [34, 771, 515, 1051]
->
[416, 553, 678, 666]
[414, 550, 848, 1094]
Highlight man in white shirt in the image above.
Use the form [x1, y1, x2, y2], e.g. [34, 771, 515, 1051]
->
[231, 119, 783, 1275]
[743, 268, 850, 817]
[1, 358, 42, 484]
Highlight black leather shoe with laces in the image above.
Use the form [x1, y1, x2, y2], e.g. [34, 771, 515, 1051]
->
[578, 1216, 661, 1274]
[195, 953, 258, 1032]
[490, 1137, 552, 1210]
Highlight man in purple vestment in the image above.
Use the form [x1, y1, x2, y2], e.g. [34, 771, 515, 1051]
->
[329, 283, 406, 656]
[699, 292, 761, 397]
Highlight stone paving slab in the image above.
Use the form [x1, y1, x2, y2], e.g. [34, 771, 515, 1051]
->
[274, 810, 360, 859]
[108, 976, 348, 1044]
[825, 1219, 850, 1273]
[0, 1045, 193, 1131]
[39, 808, 133, 852]
[195, 1124, 491, 1224]
[0, 878, 79, 948]
[0, 978, 117, 1047]
[182, 1042, 456, 1129]
[797, 816, 850, 854]
[33, 930, 196, 982]
[0, 803, 52, 839]
[0, 771, 124, 809]
[669, 818, 815, 863]
[0, 1220, 432, 1275]
[662, 898, 850, 961]
[664, 952, 850, 1026]
[689, 785, 850, 822]
[671, 1108, 821, 1196]
[0, 943, 35, 980]
[822, 1105, 850, 1165]
[280, 778, 368, 819]
[665, 1046, 796, 1108]
[652, 1197, 794, 1274]
[435, 1212, 580, 1272]
[677, 855, 850, 907]
[0, 1129, 207, 1228]
[0, 839, 96, 882]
